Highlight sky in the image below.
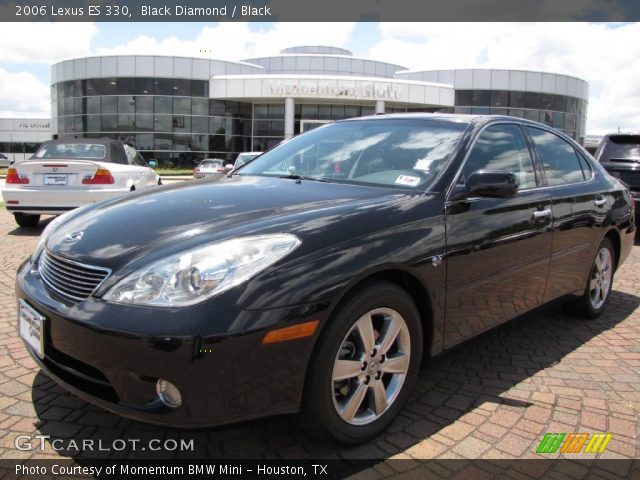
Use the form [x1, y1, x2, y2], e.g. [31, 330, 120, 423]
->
[0, 21, 638, 134]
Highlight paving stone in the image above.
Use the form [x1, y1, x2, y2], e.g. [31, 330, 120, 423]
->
[495, 432, 534, 456]
[451, 436, 492, 458]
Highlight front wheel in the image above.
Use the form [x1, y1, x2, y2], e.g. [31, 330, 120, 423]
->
[14, 213, 40, 228]
[302, 282, 423, 444]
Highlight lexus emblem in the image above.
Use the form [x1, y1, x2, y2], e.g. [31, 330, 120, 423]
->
[64, 231, 84, 243]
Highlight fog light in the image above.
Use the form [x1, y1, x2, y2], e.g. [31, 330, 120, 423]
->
[156, 379, 182, 408]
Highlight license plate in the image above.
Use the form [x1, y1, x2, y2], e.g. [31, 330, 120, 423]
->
[44, 174, 68, 186]
[18, 300, 45, 359]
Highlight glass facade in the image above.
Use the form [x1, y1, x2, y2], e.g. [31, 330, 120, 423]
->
[53, 77, 252, 167]
[454, 89, 587, 142]
[53, 78, 427, 165]
[0, 142, 40, 154]
[52, 75, 588, 167]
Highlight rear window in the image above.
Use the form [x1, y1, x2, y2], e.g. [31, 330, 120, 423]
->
[599, 135, 640, 161]
[35, 143, 106, 159]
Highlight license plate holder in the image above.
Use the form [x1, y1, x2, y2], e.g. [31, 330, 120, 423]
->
[18, 300, 45, 359]
[44, 174, 68, 186]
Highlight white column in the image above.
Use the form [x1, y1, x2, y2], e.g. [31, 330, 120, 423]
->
[284, 97, 295, 139]
[375, 100, 385, 114]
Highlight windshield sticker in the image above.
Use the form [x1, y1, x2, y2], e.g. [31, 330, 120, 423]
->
[395, 175, 420, 186]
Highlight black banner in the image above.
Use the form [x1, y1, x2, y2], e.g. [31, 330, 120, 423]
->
[1, 459, 639, 480]
[2, 0, 640, 22]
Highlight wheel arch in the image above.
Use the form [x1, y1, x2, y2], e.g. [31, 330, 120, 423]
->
[603, 227, 621, 270]
[320, 268, 434, 363]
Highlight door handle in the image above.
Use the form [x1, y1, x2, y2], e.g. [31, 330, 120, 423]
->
[594, 198, 607, 207]
[533, 208, 552, 220]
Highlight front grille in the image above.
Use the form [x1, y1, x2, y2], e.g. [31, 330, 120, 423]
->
[39, 250, 110, 301]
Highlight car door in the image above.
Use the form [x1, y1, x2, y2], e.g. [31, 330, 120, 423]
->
[526, 127, 602, 302]
[444, 123, 552, 348]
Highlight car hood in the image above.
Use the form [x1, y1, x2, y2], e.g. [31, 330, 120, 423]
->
[46, 175, 416, 271]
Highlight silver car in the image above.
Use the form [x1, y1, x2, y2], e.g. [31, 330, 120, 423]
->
[193, 159, 232, 179]
[0, 153, 10, 168]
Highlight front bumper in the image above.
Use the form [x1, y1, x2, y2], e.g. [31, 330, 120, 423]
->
[16, 258, 325, 428]
[2, 187, 130, 215]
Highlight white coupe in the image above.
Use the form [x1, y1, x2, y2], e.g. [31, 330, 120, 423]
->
[1, 139, 160, 227]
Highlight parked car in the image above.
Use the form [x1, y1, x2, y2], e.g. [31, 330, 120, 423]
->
[193, 159, 232, 179]
[0, 153, 10, 168]
[594, 133, 640, 221]
[16, 115, 635, 444]
[1, 139, 160, 227]
[234, 151, 263, 169]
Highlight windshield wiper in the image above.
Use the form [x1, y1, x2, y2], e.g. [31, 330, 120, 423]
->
[278, 174, 328, 182]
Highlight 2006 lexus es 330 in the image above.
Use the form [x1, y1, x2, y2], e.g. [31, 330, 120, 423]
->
[16, 115, 635, 443]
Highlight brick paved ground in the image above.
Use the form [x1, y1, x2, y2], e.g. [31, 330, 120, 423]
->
[0, 207, 638, 468]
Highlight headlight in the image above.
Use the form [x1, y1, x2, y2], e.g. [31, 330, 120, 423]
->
[102, 234, 301, 307]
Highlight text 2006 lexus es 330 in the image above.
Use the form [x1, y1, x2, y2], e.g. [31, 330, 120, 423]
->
[16, 115, 635, 443]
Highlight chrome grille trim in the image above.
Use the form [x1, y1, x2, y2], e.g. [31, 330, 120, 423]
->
[39, 250, 111, 301]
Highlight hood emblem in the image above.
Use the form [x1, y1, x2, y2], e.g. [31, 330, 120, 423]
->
[64, 231, 84, 243]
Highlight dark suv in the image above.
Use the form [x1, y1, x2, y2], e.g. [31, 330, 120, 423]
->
[595, 133, 640, 221]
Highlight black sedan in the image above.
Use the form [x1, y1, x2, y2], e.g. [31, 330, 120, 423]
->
[16, 114, 635, 443]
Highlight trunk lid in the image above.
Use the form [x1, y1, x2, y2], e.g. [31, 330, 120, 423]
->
[13, 160, 105, 187]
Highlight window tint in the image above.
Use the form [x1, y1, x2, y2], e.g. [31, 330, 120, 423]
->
[527, 127, 585, 186]
[463, 124, 537, 190]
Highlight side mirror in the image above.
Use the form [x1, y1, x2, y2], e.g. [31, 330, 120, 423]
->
[466, 170, 518, 198]
[148, 159, 158, 168]
[224, 163, 234, 171]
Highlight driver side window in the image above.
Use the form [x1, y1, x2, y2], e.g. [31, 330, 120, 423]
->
[463, 124, 537, 190]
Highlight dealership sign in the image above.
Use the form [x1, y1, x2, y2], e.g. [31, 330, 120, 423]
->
[269, 81, 401, 100]
[17, 121, 50, 130]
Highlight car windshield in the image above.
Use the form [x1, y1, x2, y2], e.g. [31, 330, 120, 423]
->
[239, 118, 468, 189]
[600, 135, 640, 161]
[35, 143, 107, 159]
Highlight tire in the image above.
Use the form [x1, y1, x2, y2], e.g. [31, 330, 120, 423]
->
[570, 237, 616, 319]
[14, 213, 40, 228]
[302, 282, 423, 444]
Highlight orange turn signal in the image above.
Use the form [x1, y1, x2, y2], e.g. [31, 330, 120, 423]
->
[262, 320, 320, 345]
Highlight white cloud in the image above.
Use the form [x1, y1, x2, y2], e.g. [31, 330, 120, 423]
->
[0, 68, 49, 118]
[95, 22, 356, 61]
[370, 22, 640, 134]
[0, 22, 97, 64]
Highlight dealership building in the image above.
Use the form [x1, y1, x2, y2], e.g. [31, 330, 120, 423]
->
[0, 118, 51, 163]
[42, 46, 590, 166]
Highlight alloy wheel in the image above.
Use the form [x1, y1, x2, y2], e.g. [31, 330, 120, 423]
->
[331, 308, 411, 426]
[589, 247, 613, 309]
